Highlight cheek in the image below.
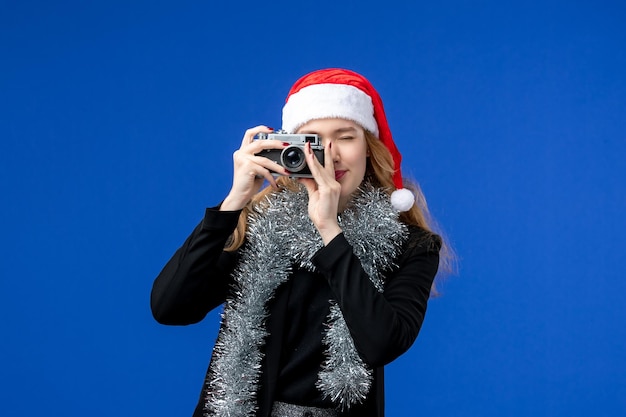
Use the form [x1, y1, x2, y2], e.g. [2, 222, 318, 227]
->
[350, 151, 368, 181]
[356, 146, 369, 170]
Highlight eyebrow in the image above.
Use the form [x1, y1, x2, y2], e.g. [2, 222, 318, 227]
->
[299, 126, 359, 134]
[334, 127, 358, 133]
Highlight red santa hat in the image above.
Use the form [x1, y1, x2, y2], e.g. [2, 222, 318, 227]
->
[282, 68, 415, 211]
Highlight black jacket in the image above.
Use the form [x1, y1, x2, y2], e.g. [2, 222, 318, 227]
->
[151, 207, 440, 416]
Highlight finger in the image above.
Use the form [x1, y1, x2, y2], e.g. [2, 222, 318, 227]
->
[249, 155, 290, 176]
[243, 165, 276, 189]
[323, 141, 336, 176]
[241, 125, 274, 147]
[260, 170, 279, 189]
[304, 142, 328, 181]
[248, 139, 289, 152]
[246, 164, 280, 189]
[246, 169, 263, 179]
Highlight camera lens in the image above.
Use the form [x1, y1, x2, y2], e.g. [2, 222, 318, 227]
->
[281, 146, 306, 172]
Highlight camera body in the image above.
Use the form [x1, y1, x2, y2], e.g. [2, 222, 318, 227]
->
[255, 130, 325, 178]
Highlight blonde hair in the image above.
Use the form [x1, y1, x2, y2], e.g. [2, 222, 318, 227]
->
[224, 130, 454, 290]
[362, 131, 456, 288]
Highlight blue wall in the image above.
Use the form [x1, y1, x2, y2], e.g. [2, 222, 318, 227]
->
[1, 1, 624, 415]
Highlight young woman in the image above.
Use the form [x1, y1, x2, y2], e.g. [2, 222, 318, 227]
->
[151, 68, 448, 417]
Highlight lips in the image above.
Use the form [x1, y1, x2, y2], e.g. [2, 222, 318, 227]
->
[334, 170, 347, 181]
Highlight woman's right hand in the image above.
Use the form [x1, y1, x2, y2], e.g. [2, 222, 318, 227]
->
[220, 125, 289, 211]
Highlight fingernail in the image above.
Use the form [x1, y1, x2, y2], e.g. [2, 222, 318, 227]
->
[284, 170, 291, 175]
[283, 142, 290, 146]
[267, 127, 274, 131]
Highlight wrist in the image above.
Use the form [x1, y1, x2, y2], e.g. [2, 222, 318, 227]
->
[220, 194, 248, 211]
[318, 224, 342, 245]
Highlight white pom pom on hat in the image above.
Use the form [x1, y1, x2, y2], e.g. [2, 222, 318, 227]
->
[389, 187, 415, 212]
[282, 68, 415, 211]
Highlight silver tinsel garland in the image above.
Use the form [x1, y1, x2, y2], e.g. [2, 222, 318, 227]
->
[204, 183, 407, 416]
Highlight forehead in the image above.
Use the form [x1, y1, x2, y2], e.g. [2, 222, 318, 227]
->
[297, 118, 364, 133]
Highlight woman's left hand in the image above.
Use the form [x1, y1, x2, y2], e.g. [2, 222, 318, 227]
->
[298, 142, 343, 245]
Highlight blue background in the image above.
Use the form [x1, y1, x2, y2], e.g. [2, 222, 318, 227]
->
[1, 1, 625, 416]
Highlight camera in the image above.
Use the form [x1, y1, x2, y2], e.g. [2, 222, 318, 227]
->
[255, 130, 325, 178]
